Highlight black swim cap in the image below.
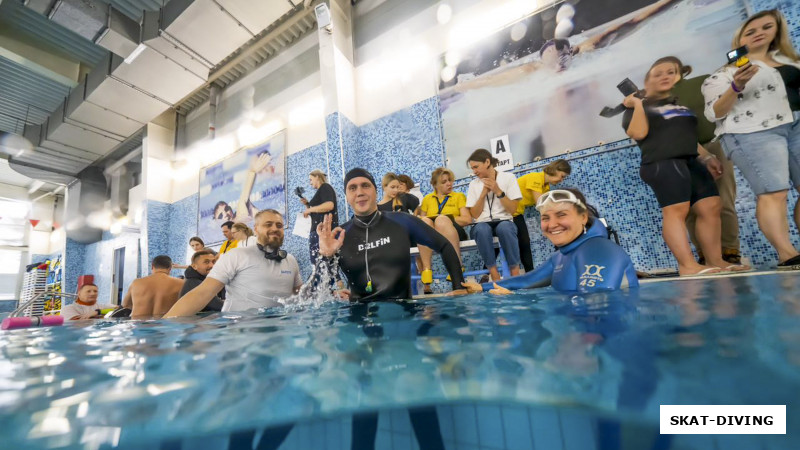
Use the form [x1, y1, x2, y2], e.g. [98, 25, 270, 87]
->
[344, 168, 376, 189]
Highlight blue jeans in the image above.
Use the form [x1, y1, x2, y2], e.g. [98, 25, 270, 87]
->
[719, 111, 800, 195]
[470, 220, 521, 269]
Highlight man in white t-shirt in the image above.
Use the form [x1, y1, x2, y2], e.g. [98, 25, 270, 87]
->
[60, 284, 118, 320]
[165, 209, 302, 317]
[465, 149, 523, 281]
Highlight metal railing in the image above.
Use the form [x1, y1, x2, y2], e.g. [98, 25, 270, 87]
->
[10, 290, 78, 318]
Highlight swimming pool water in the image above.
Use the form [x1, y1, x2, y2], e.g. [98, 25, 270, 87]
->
[1, 272, 798, 449]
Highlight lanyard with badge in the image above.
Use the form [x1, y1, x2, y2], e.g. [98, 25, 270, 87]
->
[435, 195, 450, 216]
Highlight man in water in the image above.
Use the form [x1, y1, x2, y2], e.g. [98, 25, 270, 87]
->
[316, 168, 465, 301]
[60, 283, 117, 320]
[315, 169, 461, 449]
[165, 209, 302, 317]
[122, 255, 185, 318]
[179, 249, 224, 311]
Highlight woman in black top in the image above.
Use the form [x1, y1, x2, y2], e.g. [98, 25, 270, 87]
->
[301, 169, 338, 263]
[377, 172, 420, 214]
[622, 58, 749, 276]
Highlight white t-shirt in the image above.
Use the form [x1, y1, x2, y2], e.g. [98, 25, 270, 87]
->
[61, 302, 117, 320]
[466, 170, 523, 222]
[208, 244, 302, 312]
[238, 235, 258, 248]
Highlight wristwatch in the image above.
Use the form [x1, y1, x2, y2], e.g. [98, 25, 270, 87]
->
[497, 191, 506, 198]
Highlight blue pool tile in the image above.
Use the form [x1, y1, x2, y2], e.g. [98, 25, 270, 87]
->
[500, 406, 533, 450]
[529, 407, 563, 450]
[392, 431, 414, 450]
[476, 405, 505, 449]
[452, 404, 479, 446]
[374, 430, 392, 450]
[559, 412, 596, 450]
[391, 409, 411, 434]
[437, 405, 456, 444]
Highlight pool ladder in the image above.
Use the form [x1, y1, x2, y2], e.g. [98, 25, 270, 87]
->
[9, 290, 78, 318]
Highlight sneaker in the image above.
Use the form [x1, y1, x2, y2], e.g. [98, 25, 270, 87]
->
[423, 284, 433, 295]
[777, 254, 800, 271]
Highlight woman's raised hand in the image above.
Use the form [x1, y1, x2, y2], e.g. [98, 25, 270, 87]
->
[732, 62, 759, 91]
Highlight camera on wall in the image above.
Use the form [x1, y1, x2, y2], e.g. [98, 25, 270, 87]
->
[315, 3, 333, 33]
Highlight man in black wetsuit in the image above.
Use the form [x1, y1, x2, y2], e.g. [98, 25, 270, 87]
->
[316, 168, 465, 450]
[316, 168, 465, 300]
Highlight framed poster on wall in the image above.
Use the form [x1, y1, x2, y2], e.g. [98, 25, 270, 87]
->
[197, 131, 287, 245]
[438, 0, 748, 178]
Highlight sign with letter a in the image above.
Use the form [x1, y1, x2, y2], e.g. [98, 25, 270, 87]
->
[490, 135, 514, 172]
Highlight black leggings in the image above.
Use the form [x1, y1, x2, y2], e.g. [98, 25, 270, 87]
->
[513, 214, 534, 272]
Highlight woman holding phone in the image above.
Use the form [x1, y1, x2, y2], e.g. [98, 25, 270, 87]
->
[702, 9, 800, 270]
[623, 58, 749, 276]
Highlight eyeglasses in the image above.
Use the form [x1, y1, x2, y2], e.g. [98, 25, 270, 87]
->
[535, 189, 585, 211]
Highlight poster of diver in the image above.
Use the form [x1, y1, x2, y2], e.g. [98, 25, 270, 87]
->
[197, 131, 287, 245]
[439, 0, 748, 178]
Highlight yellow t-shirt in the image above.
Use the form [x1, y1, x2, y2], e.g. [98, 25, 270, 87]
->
[515, 172, 550, 216]
[420, 192, 467, 218]
[220, 239, 238, 254]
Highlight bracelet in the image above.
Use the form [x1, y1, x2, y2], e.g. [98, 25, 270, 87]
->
[730, 81, 742, 93]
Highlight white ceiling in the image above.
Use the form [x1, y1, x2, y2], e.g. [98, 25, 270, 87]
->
[0, 158, 34, 189]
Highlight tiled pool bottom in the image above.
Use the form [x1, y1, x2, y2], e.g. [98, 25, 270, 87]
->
[1, 272, 798, 449]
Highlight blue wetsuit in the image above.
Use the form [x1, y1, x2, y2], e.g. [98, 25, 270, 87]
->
[482, 219, 638, 293]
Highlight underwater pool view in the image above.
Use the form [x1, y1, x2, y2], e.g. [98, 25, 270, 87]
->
[1, 272, 798, 449]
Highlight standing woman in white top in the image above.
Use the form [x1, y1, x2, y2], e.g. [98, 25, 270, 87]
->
[465, 148, 523, 281]
[231, 222, 258, 247]
[702, 9, 800, 270]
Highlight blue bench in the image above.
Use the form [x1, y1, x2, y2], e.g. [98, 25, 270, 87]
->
[410, 237, 511, 295]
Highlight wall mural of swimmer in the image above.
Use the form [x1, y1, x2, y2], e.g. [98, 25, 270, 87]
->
[197, 131, 287, 245]
[439, 0, 749, 178]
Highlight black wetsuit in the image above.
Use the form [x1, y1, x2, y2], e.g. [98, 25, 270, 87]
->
[333, 210, 464, 301]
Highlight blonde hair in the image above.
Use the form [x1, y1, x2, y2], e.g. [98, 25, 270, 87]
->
[733, 10, 799, 63]
[231, 222, 254, 237]
[310, 169, 327, 184]
[429, 167, 455, 192]
[381, 172, 400, 188]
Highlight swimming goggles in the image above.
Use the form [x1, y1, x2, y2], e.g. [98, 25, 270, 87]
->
[535, 189, 585, 211]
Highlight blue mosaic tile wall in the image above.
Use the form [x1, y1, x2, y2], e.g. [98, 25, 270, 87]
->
[146, 199, 171, 272]
[748, 0, 800, 48]
[326, 112, 350, 220]
[63, 231, 140, 304]
[285, 142, 328, 280]
[167, 193, 200, 269]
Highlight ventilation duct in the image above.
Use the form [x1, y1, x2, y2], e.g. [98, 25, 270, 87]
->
[65, 166, 108, 244]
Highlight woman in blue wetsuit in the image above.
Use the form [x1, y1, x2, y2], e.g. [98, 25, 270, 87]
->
[463, 188, 639, 294]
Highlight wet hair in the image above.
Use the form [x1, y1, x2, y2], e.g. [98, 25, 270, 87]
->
[539, 38, 571, 57]
[467, 149, 499, 167]
[397, 174, 415, 190]
[191, 249, 216, 264]
[381, 172, 400, 188]
[429, 167, 456, 189]
[189, 236, 204, 247]
[310, 169, 327, 184]
[231, 222, 254, 237]
[152, 255, 172, 270]
[645, 56, 690, 82]
[255, 209, 283, 221]
[221, 221, 235, 230]
[563, 188, 596, 228]
[734, 10, 799, 62]
[543, 159, 572, 176]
